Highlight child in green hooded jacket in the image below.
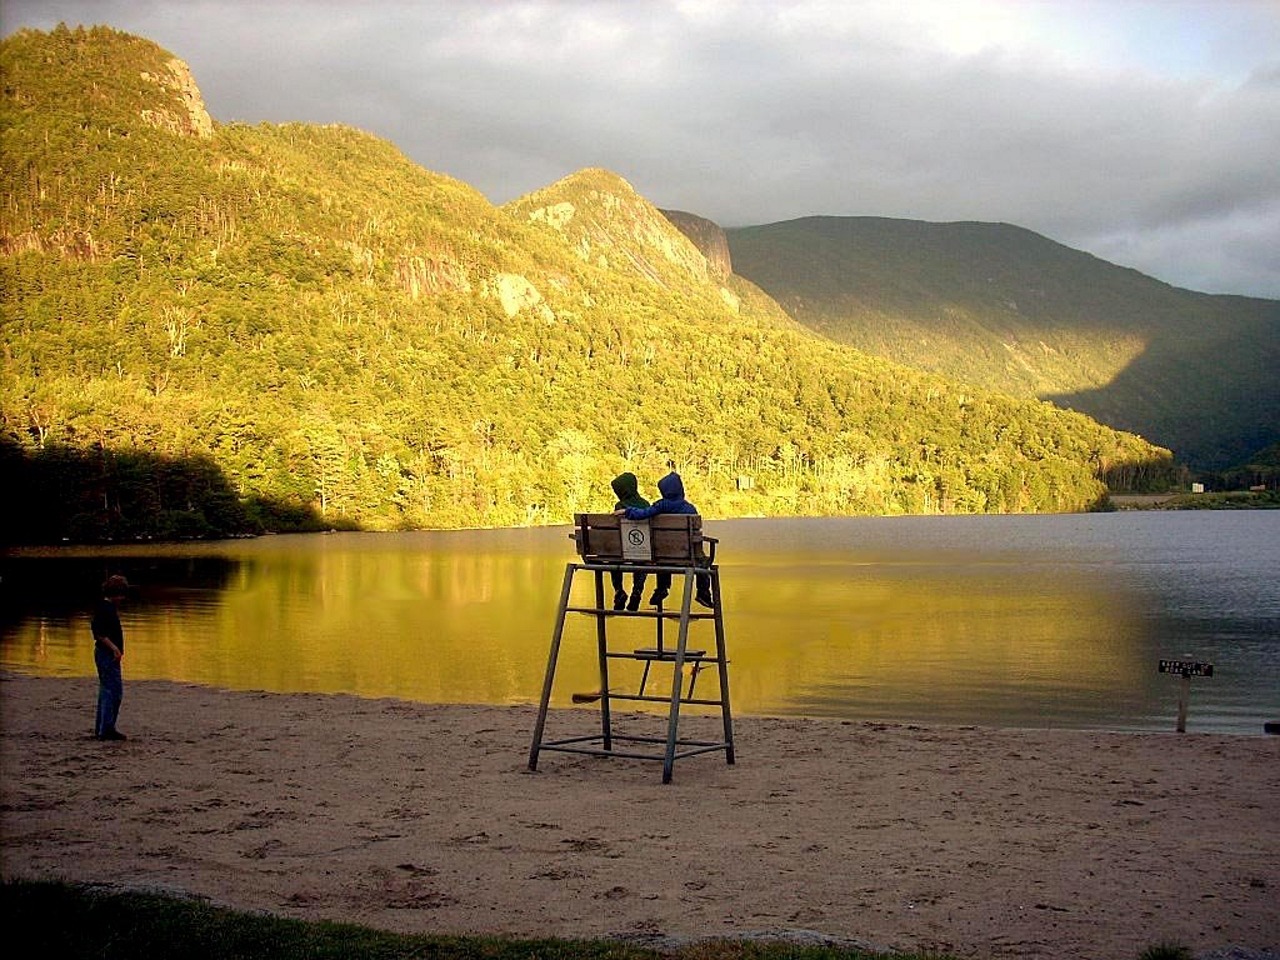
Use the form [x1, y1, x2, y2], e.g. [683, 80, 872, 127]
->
[610, 472, 649, 610]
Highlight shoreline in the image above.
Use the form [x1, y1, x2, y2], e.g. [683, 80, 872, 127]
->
[4, 490, 1277, 550]
[2, 673, 1277, 959]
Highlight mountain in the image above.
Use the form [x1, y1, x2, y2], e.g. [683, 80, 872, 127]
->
[0, 25, 1175, 541]
[722, 216, 1280, 471]
[660, 210, 733, 280]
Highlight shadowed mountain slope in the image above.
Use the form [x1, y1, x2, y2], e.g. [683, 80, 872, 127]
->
[725, 216, 1280, 470]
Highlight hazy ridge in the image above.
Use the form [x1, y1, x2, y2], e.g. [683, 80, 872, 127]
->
[724, 216, 1279, 470]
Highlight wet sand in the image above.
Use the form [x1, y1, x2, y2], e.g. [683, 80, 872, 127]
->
[1, 673, 1276, 959]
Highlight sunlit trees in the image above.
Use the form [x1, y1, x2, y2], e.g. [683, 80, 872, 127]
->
[0, 25, 1181, 541]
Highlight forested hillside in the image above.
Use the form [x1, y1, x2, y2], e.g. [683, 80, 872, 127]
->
[726, 216, 1280, 470]
[0, 26, 1176, 542]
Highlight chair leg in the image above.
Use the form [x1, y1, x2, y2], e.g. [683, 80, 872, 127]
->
[529, 563, 577, 771]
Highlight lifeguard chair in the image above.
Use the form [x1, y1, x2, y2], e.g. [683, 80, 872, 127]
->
[527, 513, 735, 783]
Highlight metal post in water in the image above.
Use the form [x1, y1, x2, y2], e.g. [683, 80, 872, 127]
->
[1158, 656, 1213, 734]
[1176, 673, 1190, 733]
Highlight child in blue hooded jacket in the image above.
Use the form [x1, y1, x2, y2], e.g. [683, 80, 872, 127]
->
[617, 471, 714, 608]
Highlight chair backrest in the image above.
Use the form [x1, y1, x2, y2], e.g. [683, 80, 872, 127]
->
[572, 513, 712, 565]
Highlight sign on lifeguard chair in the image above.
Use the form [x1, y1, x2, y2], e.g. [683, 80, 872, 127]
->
[620, 520, 652, 561]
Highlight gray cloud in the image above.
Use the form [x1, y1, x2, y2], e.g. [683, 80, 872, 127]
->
[2, 0, 1278, 298]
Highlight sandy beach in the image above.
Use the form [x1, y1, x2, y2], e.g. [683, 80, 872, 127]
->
[1, 672, 1276, 959]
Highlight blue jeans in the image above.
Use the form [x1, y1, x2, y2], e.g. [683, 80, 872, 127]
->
[95, 646, 123, 737]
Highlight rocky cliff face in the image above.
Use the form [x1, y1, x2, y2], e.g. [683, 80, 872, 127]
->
[661, 209, 732, 280]
[506, 168, 712, 289]
[140, 57, 213, 138]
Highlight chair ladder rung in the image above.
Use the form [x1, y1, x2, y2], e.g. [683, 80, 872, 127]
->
[528, 560, 735, 783]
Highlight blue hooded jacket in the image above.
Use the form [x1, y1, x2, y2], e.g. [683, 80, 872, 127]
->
[623, 472, 698, 519]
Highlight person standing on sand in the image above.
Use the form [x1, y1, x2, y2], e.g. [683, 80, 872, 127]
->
[92, 575, 130, 741]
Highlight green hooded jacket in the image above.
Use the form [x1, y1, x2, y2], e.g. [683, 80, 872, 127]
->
[611, 472, 650, 511]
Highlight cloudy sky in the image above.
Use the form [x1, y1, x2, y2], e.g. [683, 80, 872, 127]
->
[4, 0, 1279, 298]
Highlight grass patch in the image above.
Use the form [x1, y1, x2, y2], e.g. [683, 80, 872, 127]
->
[1, 880, 950, 960]
[1137, 944, 1193, 960]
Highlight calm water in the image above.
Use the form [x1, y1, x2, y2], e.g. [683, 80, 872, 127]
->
[2, 513, 1277, 733]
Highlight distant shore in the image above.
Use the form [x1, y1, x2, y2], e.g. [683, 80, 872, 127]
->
[3, 491, 1277, 548]
[1108, 490, 1279, 510]
[2, 673, 1276, 960]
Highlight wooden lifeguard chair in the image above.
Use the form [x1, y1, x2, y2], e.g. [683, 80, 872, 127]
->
[527, 513, 735, 783]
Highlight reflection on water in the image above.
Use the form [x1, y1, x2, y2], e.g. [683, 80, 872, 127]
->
[2, 513, 1277, 733]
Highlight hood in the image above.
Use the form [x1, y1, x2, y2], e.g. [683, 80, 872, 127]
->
[611, 472, 647, 508]
[657, 471, 685, 501]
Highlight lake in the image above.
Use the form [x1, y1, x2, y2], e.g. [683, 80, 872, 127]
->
[2, 512, 1277, 734]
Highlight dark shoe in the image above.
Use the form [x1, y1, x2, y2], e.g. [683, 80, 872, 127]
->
[626, 591, 643, 612]
[648, 591, 668, 607]
[613, 591, 627, 611]
[695, 592, 715, 609]
[99, 729, 127, 741]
